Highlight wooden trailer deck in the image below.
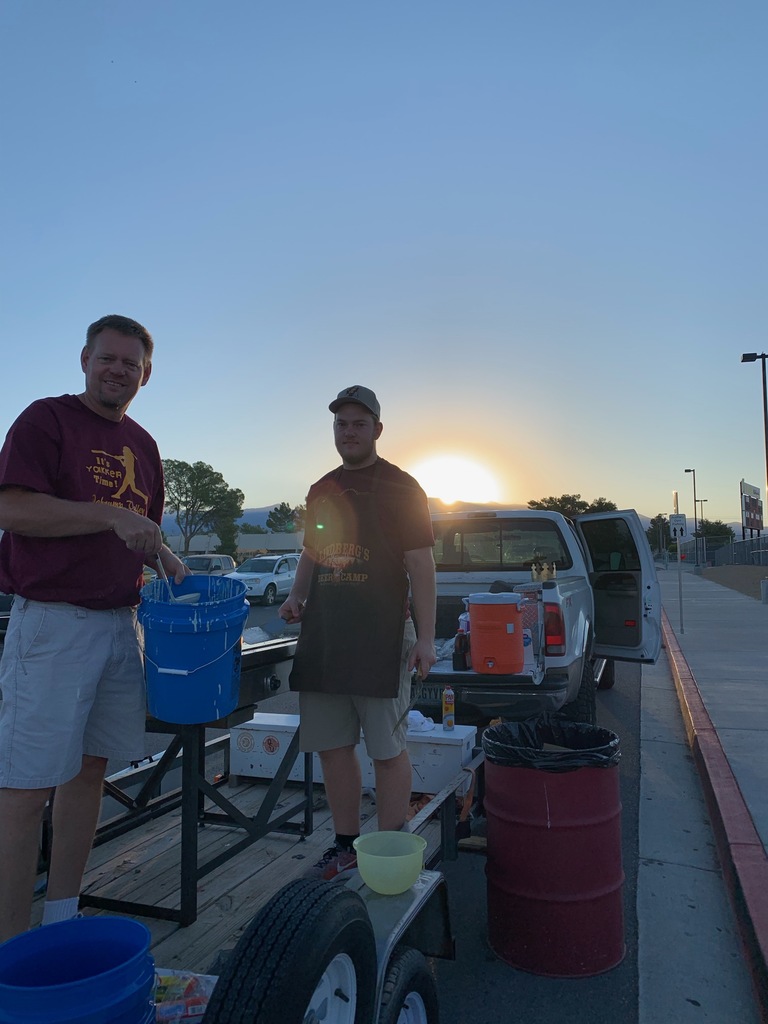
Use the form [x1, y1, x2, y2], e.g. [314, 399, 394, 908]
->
[29, 766, 458, 976]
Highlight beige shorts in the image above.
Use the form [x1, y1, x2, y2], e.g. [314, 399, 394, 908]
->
[299, 620, 417, 761]
[0, 598, 147, 789]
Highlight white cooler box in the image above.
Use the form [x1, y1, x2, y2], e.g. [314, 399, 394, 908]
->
[229, 713, 476, 794]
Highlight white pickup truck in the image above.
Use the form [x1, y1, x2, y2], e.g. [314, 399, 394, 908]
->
[417, 508, 661, 725]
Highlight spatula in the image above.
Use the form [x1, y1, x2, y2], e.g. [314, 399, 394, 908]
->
[156, 559, 200, 604]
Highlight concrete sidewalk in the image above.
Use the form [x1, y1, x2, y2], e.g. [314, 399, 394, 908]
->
[658, 567, 768, 1018]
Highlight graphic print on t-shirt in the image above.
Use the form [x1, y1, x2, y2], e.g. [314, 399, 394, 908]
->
[314, 489, 371, 586]
[88, 446, 150, 514]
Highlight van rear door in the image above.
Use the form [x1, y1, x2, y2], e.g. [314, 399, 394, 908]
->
[573, 510, 661, 663]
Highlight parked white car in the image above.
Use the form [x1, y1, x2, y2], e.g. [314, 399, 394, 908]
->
[226, 554, 300, 605]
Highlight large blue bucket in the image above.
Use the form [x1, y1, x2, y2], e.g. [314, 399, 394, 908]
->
[0, 917, 155, 1024]
[138, 574, 249, 724]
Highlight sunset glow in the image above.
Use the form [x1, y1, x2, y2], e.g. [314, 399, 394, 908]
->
[409, 456, 501, 505]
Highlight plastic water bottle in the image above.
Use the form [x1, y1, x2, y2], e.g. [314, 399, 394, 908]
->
[442, 684, 455, 731]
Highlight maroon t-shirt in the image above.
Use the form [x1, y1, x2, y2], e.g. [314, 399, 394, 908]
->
[303, 458, 434, 561]
[0, 394, 164, 609]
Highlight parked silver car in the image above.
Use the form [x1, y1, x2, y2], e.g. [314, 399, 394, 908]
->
[226, 554, 299, 605]
[181, 554, 238, 576]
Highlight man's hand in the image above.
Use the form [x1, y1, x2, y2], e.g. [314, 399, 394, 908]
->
[279, 594, 306, 624]
[407, 636, 436, 678]
[156, 548, 190, 585]
[111, 507, 163, 555]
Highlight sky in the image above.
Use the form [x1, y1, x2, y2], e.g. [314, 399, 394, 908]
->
[1, 1, 766, 529]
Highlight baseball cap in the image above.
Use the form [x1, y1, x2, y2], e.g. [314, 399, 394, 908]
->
[329, 385, 380, 419]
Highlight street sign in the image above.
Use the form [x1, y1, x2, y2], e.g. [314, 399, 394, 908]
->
[669, 513, 687, 539]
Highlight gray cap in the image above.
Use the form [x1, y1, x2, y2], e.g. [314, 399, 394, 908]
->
[329, 385, 380, 419]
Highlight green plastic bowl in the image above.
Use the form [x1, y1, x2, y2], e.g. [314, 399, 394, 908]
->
[353, 831, 427, 895]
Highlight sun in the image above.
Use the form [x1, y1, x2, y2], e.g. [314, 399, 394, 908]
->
[409, 456, 501, 505]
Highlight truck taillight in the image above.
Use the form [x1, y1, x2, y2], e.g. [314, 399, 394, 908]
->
[544, 603, 566, 656]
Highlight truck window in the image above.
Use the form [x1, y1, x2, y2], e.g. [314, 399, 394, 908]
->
[433, 519, 573, 571]
[578, 519, 641, 572]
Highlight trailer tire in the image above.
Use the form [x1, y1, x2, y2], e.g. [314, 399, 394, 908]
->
[558, 658, 597, 726]
[377, 947, 439, 1024]
[597, 658, 616, 690]
[202, 878, 376, 1024]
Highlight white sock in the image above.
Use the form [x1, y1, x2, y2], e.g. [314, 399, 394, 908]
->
[41, 897, 80, 925]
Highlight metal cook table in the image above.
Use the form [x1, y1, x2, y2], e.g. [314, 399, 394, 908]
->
[77, 634, 309, 926]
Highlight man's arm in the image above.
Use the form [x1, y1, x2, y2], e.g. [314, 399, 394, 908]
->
[0, 487, 163, 555]
[279, 548, 317, 623]
[404, 546, 437, 677]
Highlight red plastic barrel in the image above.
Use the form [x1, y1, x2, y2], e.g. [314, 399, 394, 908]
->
[484, 760, 625, 977]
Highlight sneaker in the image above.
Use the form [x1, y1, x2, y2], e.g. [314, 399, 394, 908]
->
[305, 845, 358, 881]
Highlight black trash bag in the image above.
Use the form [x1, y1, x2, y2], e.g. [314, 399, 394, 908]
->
[482, 714, 620, 772]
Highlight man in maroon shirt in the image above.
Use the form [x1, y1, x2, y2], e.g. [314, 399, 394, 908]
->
[0, 314, 187, 942]
[280, 386, 437, 880]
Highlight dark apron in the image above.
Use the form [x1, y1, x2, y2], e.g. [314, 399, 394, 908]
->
[290, 464, 408, 697]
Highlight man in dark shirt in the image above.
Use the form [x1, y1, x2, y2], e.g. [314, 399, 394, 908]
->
[280, 385, 437, 880]
[0, 314, 187, 942]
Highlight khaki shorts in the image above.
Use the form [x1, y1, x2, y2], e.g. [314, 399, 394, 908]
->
[0, 598, 147, 789]
[299, 620, 417, 761]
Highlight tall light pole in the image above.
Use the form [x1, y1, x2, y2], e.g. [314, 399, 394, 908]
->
[698, 498, 708, 565]
[685, 468, 698, 565]
[740, 353, 768, 522]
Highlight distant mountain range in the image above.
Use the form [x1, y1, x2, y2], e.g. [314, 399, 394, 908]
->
[163, 500, 654, 536]
[162, 506, 277, 536]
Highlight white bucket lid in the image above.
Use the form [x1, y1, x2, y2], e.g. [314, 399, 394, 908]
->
[468, 592, 522, 606]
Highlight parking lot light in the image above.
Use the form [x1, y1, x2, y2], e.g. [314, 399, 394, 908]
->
[741, 353, 768, 512]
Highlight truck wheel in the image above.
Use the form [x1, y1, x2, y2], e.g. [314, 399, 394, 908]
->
[261, 583, 277, 606]
[202, 878, 377, 1024]
[597, 658, 616, 690]
[559, 658, 597, 726]
[377, 947, 439, 1024]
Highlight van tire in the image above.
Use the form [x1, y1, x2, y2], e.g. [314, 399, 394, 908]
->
[202, 879, 376, 1024]
[261, 584, 277, 606]
[559, 658, 597, 726]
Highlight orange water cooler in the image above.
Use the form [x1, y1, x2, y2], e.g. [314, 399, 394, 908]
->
[468, 592, 524, 674]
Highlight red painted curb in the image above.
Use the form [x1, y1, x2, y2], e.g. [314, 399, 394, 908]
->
[662, 609, 768, 1022]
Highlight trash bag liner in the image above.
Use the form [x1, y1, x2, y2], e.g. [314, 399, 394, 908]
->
[482, 714, 620, 771]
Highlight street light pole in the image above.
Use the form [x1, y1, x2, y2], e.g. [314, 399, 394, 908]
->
[697, 498, 708, 565]
[685, 468, 698, 566]
[740, 353, 768, 521]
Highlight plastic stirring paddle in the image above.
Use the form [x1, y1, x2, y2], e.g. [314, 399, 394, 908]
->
[155, 559, 200, 604]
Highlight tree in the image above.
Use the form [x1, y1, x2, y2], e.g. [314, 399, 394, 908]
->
[266, 502, 305, 533]
[697, 519, 735, 543]
[646, 513, 670, 553]
[239, 523, 268, 535]
[209, 487, 247, 558]
[527, 494, 618, 518]
[293, 503, 307, 530]
[163, 459, 244, 554]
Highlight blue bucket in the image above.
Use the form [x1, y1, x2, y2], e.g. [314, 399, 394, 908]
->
[138, 574, 249, 724]
[0, 917, 155, 1024]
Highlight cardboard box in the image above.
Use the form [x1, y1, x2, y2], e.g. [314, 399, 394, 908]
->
[229, 713, 476, 793]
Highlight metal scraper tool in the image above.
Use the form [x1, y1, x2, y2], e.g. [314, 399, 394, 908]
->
[156, 559, 200, 604]
[392, 668, 423, 734]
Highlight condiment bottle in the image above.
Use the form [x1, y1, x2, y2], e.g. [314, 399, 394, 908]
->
[442, 684, 455, 731]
